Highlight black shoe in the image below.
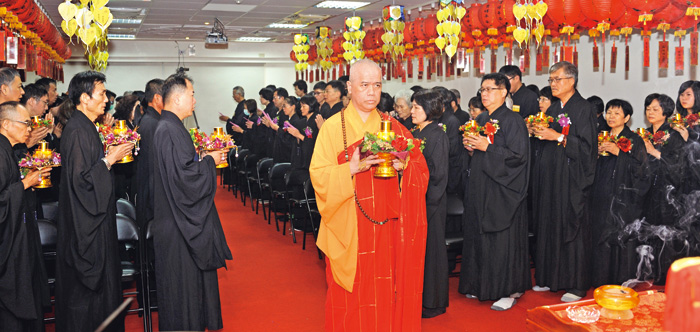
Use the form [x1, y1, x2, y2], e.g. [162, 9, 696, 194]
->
[421, 307, 446, 318]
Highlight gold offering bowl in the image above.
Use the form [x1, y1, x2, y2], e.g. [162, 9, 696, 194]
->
[32, 141, 55, 188]
[598, 130, 611, 156]
[533, 112, 550, 139]
[31, 115, 42, 127]
[210, 127, 232, 169]
[593, 285, 640, 320]
[636, 128, 647, 138]
[374, 120, 396, 178]
[112, 120, 136, 164]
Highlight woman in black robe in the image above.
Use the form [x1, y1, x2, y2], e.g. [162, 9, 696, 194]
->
[286, 94, 319, 173]
[112, 94, 140, 202]
[459, 73, 530, 311]
[258, 88, 278, 158]
[409, 89, 449, 318]
[267, 97, 298, 163]
[642, 93, 685, 284]
[589, 99, 649, 287]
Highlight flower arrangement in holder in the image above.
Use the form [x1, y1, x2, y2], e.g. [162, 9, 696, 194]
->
[459, 120, 481, 138]
[651, 130, 671, 146]
[598, 130, 613, 156]
[667, 113, 685, 128]
[615, 136, 633, 153]
[527, 111, 554, 138]
[304, 126, 313, 138]
[30, 115, 52, 129]
[97, 120, 140, 164]
[201, 127, 236, 168]
[669, 113, 700, 128]
[635, 128, 653, 141]
[483, 119, 500, 143]
[685, 113, 700, 127]
[19, 140, 61, 188]
[360, 121, 424, 178]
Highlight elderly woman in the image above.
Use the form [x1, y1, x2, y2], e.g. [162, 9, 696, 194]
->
[459, 73, 530, 311]
[410, 89, 449, 318]
[393, 89, 414, 130]
[642, 93, 685, 283]
[589, 99, 649, 287]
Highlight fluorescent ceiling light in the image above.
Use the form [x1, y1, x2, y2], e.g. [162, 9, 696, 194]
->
[267, 23, 308, 29]
[112, 18, 142, 25]
[235, 37, 271, 42]
[109, 7, 144, 13]
[314, 1, 370, 9]
[107, 34, 136, 40]
[202, 4, 256, 12]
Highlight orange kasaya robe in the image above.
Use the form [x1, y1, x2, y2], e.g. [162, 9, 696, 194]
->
[309, 102, 429, 332]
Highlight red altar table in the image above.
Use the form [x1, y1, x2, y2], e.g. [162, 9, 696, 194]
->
[526, 290, 667, 332]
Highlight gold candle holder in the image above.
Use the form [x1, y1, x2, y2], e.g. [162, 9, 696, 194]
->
[636, 128, 648, 140]
[31, 115, 41, 128]
[113, 120, 135, 164]
[210, 127, 229, 169]
[594, 285, 639, 320]
[374, 120, 397, 178]
[213, 127, 224, 136]
[32, 141, 52, 188]
[599, 130, 611, 156]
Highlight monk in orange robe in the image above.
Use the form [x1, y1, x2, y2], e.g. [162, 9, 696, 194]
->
[310, 59, 429, 332]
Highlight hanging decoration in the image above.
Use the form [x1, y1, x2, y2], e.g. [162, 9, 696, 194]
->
[435, 0, 466, 59]
[511, 0, 547, 49]
[57, 0, 112, 71]
[343, 16, 366, 63]
[293, 33, 310, 72]
[315, 26, 334, 71]
[620, 0, 672, 26]
[381, 5, 406, 60]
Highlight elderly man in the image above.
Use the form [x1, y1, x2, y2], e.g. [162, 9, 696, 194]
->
[35, 77, 58, 106]
[458, 73, 531, 311]
[220, 86, 246, 136]
[19, 84, 53, 150]
[0, 101, 50, 332]
[310, 59, 429, 332]
[393, 89, 414, 131]
[0, 68, 24, 104]
[532, 61, 597, 302]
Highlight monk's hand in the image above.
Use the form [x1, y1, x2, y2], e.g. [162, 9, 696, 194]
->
[534, 127, 560, 141]
[644, 139, 661, 159]
[466, 135, 489, 152]
[349, 147, 383, 176]
[286, 126, 302, 140]
[599, 141, 620, 156]
[672, 124, 689, 142]
[45, 112, 55, 130]
[392, 158, 406, 172]
[315, 114, 325, 129]
[26, 126, 50, 148]
[105, 142, 135, 165]
[205, 150, 227, 165]
[462, 136, 475, 152]
[22, 168, 51, 190]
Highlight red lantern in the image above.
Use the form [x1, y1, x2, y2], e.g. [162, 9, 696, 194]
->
[405, 20, 417, 44]
[332, 36, 344, 55]
[465, 3, 484, 31]
[423, 15, 439, 40]
[547, 0, 587, 28]
[620, 0, 671, 15]
[580, 0, 627, 24]
[672, 15, 699, 30]
[651, 2, 686, 25]
[614, 10, 642, 29]
[479, 0, 501, 30]
[496, 0, 517, 28]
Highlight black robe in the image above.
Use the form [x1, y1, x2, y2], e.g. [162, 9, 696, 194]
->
[458, 104, 531, 300]
[152, 110, 232, 331]
[262, 103, 279, 157]
[0, 135, 47, 332]
[299, 112, 319, 170]
[642, 122, 685, 283]
[413, 121, 449, 309]
[682, 123, 700, 255]
[320, 101, 343, 119]
[135, 106, 160, 229]
[438, 108, 464, 196]
[272, 113, 295, 163]
[512, 85, 539, 119]
[588, 126, 650, 287]
[397, 116, 415, 131]
[454, 105, 471, 124]
[226, 101, 246, 142]
[532, 91, 597, 293]
[56, 110, 123, 332]
[249, 112, 269, 158]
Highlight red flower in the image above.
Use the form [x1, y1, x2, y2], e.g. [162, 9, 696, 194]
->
[686, 114, 700, 127]
[483, 122, 497, 135]
[391, 136, 408, 151]
[616, 137, 632, 153]
[652, 131, 666, 142]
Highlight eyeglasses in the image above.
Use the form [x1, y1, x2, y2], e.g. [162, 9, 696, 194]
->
[538, 97, 551, 103]
[11, 119, 31, 127]
[313, 91, 322, 95]
[548, 77, 573, 84]
[477, 87, 503, 94]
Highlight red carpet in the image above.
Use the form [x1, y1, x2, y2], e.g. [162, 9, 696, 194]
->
[47, 182, 658, 331]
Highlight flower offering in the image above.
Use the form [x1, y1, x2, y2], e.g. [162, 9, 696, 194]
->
[30, 115, 52, 129]
[18, 140, 61, 188]
[459, 120, 481, 138]
[97, 120, 141, 163]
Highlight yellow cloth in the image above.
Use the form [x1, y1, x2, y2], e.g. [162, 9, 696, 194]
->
[309, 102, 382, 292]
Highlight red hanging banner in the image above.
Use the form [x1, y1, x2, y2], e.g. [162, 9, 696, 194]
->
[315, 68, 319, 82]
[491, 49, 497, 73]
[676, 46, 684, 72]
[523, 47, 530, 69]
[474, 47, 481, 69]
[418, 55, 424, 80]
[611, 44, 618, 70]
[387, 62, 392, 81]
[643, 37, 650, 67]
[17, 38, 26, 70]
[407, 57, 413, 79]
[625, 45, 630, 72]
[573, 44, 579, 67]
[691, 31, 698, 66]
[446, 55, 452, 78]
[346, 64, 350, 77]
[536, 48, 543, 72]
[437, 55, 443, 77]
[593, 46, 600, 71]
[659, 41, 669, 69]
[332, 66, 337, 80]
[0, 31, 5, 62]
[562, 46, 573, 63]
[26, 44, 35, 72]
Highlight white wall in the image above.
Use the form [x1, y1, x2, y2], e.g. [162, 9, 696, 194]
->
[45, 32, 694, 132]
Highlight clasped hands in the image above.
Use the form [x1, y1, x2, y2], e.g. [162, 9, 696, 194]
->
[27, 113, 55, 148]
[349, 147, 405, 176]
[462, 135, 489, 153]
[598, 141, 620, 156]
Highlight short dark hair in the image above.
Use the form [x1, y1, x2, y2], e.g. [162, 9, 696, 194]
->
[432, 86, 456, 113]
[244, 99, 257, 113]
[499, 65, 522, 80]
[550, 61, 578, 89]
[645, 93, 675, 118]
[106, 90, 116, 99]
[283, 96, 300, 116]
[377, 92, 394, 114]
[144, 78, 164, 105]
[450, 88, 461, 100]
[411, 90, 443, 121]
[265, 85, 277, 91]
[481, 73, 511, 95]
[300, 94, 319, 114]
[35, 77, 56, 90]
[67, 71, 106, 106]
[527, 84, 539, 95]
[468, 96, 484, 110]
[0, 68, 20, 89]
[293, 80, 308, 93]
[677, 80, 700, 116]
[326, 80, 347, 97]
[605, 99, 633, 118]
[274, 87, 289, 99]
[587, 96, 605, 115]
[313, 81, 327, 91]
[0, 101, 21, 122]
[410, 85, 424, 93]
[259, 88, 274, 102]
[20, 83, 47, 105]
[539, 86, 559, 103]
[338, 75, 349, 84]
[162, 73, 192, 105]
[114, 94, 140, 122]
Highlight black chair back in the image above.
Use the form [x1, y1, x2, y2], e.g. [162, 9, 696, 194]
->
[269, 163, 291, 192]
[257, 158, 274, 185]
[245, 154, 261, 174]
[117, 198, 137, 220]
[116, 214, 140, 241]
[42, 201, 59, 222]
[37, 219, 57, 247]
[446, 193, 464, 216]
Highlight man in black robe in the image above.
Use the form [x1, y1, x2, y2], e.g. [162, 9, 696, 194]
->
[0, 101, 50, 332]
[219, 86, 245, 137]
[532, 62, 597, 302]
[450, 88, 470, 124]
[433, 87, 464, 197]
[315, 80, 345, 130]
[136, 78, 163, 230]
[152, 73, 232, 331]
[56, 71, 134, 332]
[499, 65, 539, 119]
[255, 88, 276, 158]
[459, 73, 531, 311]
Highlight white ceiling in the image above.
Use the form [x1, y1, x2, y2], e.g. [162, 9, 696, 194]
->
[37, 0, 459, 43]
